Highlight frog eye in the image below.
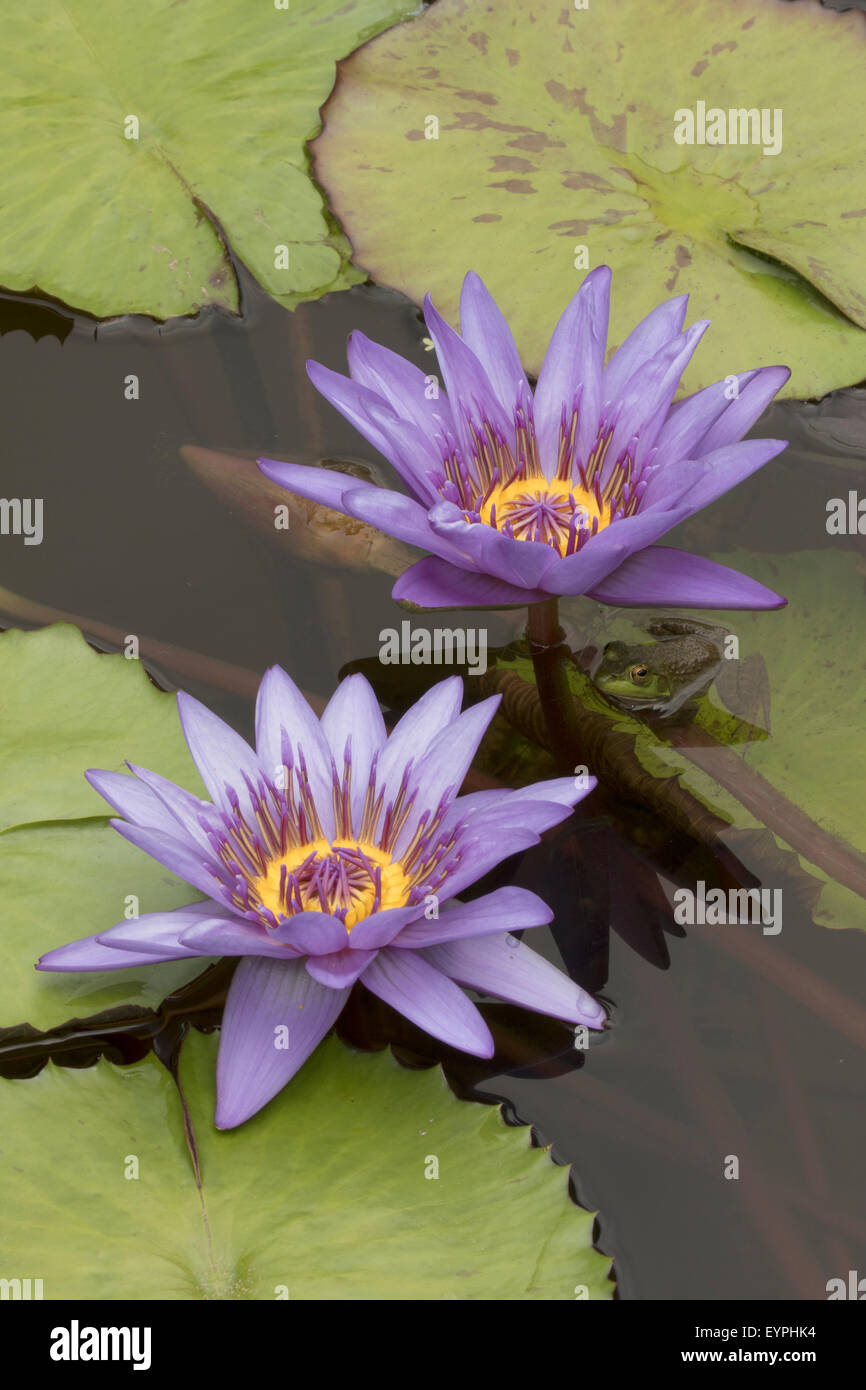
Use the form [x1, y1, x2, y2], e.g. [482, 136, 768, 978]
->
[630, 664, 650, 685]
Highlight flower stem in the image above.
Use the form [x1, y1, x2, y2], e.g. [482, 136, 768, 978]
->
[525, 599, 584, 770]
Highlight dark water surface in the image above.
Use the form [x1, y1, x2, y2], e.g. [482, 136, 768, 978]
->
[1, 267, 864, 1301]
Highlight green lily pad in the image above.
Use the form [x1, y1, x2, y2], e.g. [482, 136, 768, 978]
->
[603, 551, 865, 868]
[0, 624, 216, 1030]
[705, 550, 864, 859]
[0, 1031, 613, 1299]
[555, 548, 866, 930]
[0, 623, 203, 832]
[0, 0, 416, 319]
[0, 819, 211, 1032]
[314, 0, 866, 398]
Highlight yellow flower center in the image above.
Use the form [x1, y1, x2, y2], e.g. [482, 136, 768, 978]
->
[252, 837, 411, 929]
[477, 479, 610, 555]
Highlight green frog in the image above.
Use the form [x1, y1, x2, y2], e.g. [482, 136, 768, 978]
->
[590, 618, 728, 718]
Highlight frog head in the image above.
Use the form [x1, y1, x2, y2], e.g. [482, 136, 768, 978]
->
[591, 640, 673, 709]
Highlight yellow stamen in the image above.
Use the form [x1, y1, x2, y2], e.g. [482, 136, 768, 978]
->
[252, 837, 410, 929]
[477, 479, 611, 555]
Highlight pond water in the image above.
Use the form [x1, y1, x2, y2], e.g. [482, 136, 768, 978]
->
[1, 262, 864, 1300]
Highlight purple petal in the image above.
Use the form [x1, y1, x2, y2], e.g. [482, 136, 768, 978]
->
[603, 294, 688, 404]
[394, 885, 553, 948]
[653, 367, 789, 473]
[85, 769, 177, 832]
[353, 400, 449, 504]
[347, 904, 424, 950]
[396, 696, 502, 854]
[428, 827, 545, 902]
[587, 546, 787, 609]
[111, 818, 226, 903]
[257, 456, 367, 510]
[542, 508, 691, 596]
[421, 933, 606, 1028]
[88, 770, 222, 894]
[362, 947, 494, 1057]
[340, 486, 464, 564]
[254, 667, 335, 838]
[534, 266, 611, 479]
[652, 371, 758, 464]
[347, 330, 455, 438]
[215, 957, 348, 1128]
[427, 500, 558, 590]
[393, 556, 549, 608]
[306, 361, 440, 495]
[306, 947, 378, 989]
[375, 676, 464, 792]
[179, 918, 297, 958]
[271, 910, 350, 955]
[177, 691, 264, 826]
[439, 795, 585, 847]
[37, 937, 186, 971]
[459, 271, 530, 417]
[604, 320, 710, 481]
[452, 776, 589, 820]
[124, 763, 216, 854]
[98, 902, 224, 956]
[423, 293, 512, 472]
[642, 438, 788, 515]
[321, 674, 387, 828]
[692, 365, 790, 455]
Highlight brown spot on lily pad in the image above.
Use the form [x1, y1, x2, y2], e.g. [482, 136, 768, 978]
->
[562, 170, 615, 193]
[444, 111, 532, 135]
[473, 213, 502, 223]
[549, 219, 589, 235]
[456, 89, 498, 106]
[665, 245, 692, 291]
[505, 48, 520, 66]
[508, 132, 565, 152]
[545, 80, 626, 150]
[491, 155, 537, 173]
[490, 178, 536, 194]
[468, 31, 489, 55]
[692, 60, 708, 77]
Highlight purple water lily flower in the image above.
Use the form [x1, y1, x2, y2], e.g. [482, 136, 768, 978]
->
[37, 669, 603, 1127]
[260, 267, 789, 610]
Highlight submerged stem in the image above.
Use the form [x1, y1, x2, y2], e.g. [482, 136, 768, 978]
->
[525, 599, 585, 771]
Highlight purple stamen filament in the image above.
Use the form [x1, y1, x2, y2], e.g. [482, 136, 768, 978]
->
[437, 397, 645, 554]
[206, 740, 455, 933]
